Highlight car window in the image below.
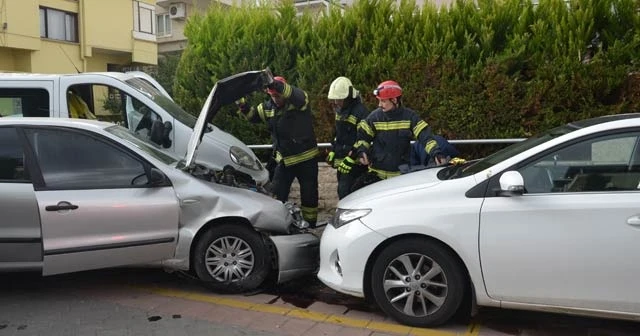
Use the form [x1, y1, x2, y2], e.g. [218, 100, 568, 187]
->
[457, 124, 577, 178]
[105, 125, 178, 165]
[517, 132, 640, 193]
[125, 78, 197, 128]
[24, 128, 148, 189]
[68, 84, 166, 147]
[0, 127, 29, 182]
[0, 88, 50, 117]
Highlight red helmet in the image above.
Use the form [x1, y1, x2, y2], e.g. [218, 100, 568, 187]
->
[373, 80, 402, 100]
[267, 76, 287, 95]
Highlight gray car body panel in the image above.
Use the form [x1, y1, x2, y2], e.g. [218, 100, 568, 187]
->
[0, 118, 317, 282]
[0, 183, 42, 268]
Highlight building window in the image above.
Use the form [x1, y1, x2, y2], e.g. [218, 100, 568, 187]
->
[39, 7, 78, 42]
[156, 14, 171, 37]
[133, 0, 156, 40]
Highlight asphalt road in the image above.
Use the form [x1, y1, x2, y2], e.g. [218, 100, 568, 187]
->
[0, 268, 638, 336]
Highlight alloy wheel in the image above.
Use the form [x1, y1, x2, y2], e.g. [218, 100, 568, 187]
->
[382, 253, 448, 317]
[205, 235, 255, 282]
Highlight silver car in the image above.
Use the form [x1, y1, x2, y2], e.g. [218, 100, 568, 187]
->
[0, 69, 318, 292]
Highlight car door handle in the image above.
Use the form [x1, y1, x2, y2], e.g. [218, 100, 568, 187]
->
[45, 203, 79, 211]
[626, 216, 640, 226]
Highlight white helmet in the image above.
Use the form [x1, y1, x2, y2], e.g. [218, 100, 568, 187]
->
[328, 76, 358, 100]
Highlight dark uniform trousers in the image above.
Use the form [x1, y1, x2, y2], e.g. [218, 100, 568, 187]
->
[273, 158, 319, 225]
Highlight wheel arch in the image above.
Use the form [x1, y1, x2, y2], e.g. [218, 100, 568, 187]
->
[188, 216, 263, 272]
[362, 233, 474, 307]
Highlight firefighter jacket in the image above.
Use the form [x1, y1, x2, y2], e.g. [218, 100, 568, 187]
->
[355, 106, 441, 178]
[242, 83, 318, 167]
[331, 97, 369, 166]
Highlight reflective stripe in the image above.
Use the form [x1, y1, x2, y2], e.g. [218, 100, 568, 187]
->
[369, 167, 401, 179]
[354, 140, 370, 149]
[282, 83, 293, 98]
[413, 120, 428, 138]
[373, 121, 411, 131]
[425, 139, 437, 154]
[282, 147, 319, 166]
[257, 104, 267, 123]
[358, 121, 375, 137]
[300, 91, 309, 111]
[336, 114, 359, 125]
[275, 151, 283, 163]
[301, 206, 318, 222]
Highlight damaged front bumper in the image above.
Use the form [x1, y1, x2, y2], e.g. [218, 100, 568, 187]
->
[268, 233, 319, 283]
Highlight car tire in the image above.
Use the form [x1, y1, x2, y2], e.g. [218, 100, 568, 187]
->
[193, 224, 271, 293]
[371, 238, 465, 327]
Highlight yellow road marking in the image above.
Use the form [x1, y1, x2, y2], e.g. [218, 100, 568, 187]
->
[411, 327, 462, 336]
[287, 309, 329, 322]
[138, 286, 468, 335]
[324, 315, 369, 328]
[367, 321, 413, 334]
[464, 322, 481, 336]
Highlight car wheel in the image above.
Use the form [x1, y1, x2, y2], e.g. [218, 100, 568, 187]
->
[193, 224, 271, 293]
[371, 238, 465, 327]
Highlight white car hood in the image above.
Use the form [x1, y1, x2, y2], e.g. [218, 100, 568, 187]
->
[340, 167, 444, 207]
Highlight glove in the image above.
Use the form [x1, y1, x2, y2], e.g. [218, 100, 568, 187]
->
[338, 156, 356, 174]
[326, 151, 335, 166]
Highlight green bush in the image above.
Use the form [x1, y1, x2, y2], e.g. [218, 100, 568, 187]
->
[172, 0, 640, 158]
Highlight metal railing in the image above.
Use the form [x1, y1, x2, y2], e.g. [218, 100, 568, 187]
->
[247, 138, 527, 150]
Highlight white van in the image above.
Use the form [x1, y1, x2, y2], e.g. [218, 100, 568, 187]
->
[0, 72, 269, 185]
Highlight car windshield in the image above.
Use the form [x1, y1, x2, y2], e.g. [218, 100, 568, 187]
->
[124, 78, 198, 128]
[105, 125, 179, 165]
[441, 124, 579, 180]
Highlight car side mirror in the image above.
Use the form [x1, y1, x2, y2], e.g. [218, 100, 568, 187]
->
[498, 171, 525, 196]
[148, 168, 168, 187]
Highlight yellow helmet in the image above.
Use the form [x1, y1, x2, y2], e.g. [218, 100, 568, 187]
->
[328, 76, 358, 100]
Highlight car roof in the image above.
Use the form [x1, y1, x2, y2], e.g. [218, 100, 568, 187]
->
[0, 72, 134, 81]
[0, 117, 113, 130]
[569, 113, 640, 129]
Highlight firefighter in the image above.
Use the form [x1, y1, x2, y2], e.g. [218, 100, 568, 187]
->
[410, 135, 460, 167]
[236, 76, 319, 226]
[326, 76, 369, 199]
[349, 80, 447, 190]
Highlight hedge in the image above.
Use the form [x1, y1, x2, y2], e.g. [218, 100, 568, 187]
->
[171, 0, 640, 158]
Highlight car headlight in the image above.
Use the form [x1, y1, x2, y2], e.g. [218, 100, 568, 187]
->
[331, 208, 371, 229]
[229, 146, 263, 171]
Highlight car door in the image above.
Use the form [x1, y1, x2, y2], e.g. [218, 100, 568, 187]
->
[59, 76, 175, 150]
[479, 130, 640, 314]
[22, 126, 179, 275]
[0, 126, 43, 271]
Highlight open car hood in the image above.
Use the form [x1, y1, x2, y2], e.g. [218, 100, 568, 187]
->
[182, 68, 273, 169]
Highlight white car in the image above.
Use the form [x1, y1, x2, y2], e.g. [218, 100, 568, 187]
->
[318, 113, 640, 327]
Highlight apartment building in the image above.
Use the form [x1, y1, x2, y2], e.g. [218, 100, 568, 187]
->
[0, 0, 158, 73]
[155, 0, 227, 54]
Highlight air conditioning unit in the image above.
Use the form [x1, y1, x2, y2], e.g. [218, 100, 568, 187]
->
[169, 3, 186, 19]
